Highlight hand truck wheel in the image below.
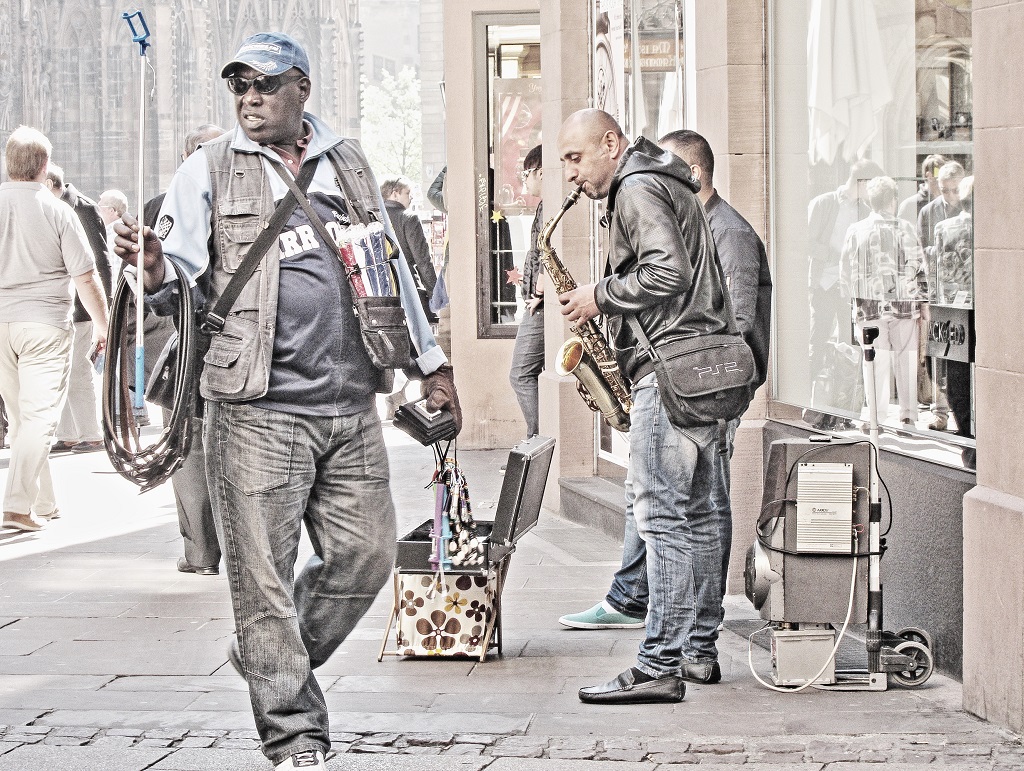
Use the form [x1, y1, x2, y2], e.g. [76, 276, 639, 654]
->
[891, 640, 934, 688]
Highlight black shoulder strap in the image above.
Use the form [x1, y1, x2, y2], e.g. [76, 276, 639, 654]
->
[202, 158, 317, 333]
[271, 159, 367, 300]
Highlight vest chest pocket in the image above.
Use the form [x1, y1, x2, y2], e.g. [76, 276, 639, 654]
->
[217, 200, 263, 273]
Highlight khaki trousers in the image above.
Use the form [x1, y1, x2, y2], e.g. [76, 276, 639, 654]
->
[0, 322, 72, 516]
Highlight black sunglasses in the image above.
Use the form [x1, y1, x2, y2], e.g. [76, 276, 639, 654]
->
[225, 73, 304, 96]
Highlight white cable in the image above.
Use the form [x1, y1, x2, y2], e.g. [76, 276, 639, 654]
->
[747, 531, 861, 692]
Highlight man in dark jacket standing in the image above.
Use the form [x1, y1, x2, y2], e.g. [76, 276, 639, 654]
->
[558, 109, 736, 704]
[381, 175, 437, 321]
[45, 165, 113, 454]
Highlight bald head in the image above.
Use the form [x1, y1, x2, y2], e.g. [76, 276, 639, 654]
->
[183, 124, 225, 160]
[558, 109, 628, 200]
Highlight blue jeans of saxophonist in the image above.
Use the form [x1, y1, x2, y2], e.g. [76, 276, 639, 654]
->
[609, 374, 725, 675]
[606, 417, 738, 636]
[205, 401, 396, 765]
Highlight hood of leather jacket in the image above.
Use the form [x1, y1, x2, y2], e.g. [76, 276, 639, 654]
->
[595, 136, 737, 383]
[607, 136, 701, 214]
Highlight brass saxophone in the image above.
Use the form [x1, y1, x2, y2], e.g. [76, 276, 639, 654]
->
[537, 186, 632, 432]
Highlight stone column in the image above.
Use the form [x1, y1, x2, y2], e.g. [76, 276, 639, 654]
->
[962, 0, 1024, 734]
[694, 0, 769, 593]
[536, 0, 601, 511]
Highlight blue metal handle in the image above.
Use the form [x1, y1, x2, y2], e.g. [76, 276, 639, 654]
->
[135, 346, 145, 409]
[122, 10, 151, 55]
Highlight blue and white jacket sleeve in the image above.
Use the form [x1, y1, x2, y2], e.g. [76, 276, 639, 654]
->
[145, 150, 215, 315]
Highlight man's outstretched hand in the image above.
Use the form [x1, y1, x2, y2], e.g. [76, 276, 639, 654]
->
[421, 364, 463, 435]
[113, 213, 166, 291]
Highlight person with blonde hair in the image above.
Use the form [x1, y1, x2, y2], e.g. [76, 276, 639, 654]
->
[0, 126, 109, 532]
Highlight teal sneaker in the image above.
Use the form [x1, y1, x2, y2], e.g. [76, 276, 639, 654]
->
[559, 602, 646, 629]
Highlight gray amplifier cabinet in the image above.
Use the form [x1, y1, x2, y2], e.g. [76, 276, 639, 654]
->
[760, 438, 872, 624]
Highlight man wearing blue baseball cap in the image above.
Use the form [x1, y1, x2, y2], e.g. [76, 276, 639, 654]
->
[114, 32, 461, 771]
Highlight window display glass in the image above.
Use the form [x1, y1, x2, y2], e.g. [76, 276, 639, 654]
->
[770, 0, 974, 468]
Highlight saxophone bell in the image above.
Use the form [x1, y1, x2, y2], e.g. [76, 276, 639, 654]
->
[556, 337, 631, 433]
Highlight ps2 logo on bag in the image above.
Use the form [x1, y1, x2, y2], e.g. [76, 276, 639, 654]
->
[694, 361, 741, 378]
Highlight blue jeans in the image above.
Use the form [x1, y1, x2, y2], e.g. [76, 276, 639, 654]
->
[607, 417, 738, 634]
[509, 306, 545, 437]
[205, 402, 397, 765]
[613, 374, 724, 677]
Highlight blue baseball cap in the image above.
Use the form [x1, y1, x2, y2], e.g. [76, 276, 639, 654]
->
[221, 32, 310, 78]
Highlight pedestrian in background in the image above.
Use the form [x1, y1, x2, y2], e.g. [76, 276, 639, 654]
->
[508, 143, 546, 439]
[144, 123, 226, 578]
[0, 127, 108, 532]
[44, 164, 113, 454]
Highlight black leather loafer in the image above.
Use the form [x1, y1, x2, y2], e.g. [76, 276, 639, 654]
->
[579, 668, 685, 704]
[177, 557, 219, 576]
[681, 660, 721, 684]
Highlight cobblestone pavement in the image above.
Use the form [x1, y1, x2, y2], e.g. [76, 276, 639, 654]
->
[1, 724, 1022, 768]
[1, 420, 1021, 770]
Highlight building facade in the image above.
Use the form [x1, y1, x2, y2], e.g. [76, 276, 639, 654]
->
[0, 0, 360, 200]
[441, 0, 1024, 735]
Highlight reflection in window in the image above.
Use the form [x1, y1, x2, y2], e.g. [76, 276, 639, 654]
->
[478, 21, 540, 335]
[772, 0, 974, 468]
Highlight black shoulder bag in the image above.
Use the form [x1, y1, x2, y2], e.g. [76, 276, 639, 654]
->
[627, 314, 756, 451]
[144, 160, 317, 411]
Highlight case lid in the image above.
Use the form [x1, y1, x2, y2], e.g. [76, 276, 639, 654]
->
[487, 435, 556, 548]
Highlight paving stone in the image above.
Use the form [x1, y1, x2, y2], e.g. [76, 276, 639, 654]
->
[0, 745, 16, 757]
[135, 738, 172, 747]
[596, 749, 647, 762]
[358, 733, 400, 746]
[143, 729, 186, 740]
[691, 755, 748, 764]
[148, 748, 266, 769]
[14, 726, 50, 735]
[690, 741, 744, 755]
[217, 738, 260, 750]
[225, 729, 260, 740]
[402, 745, 442, 754]
[457, 733, 498, 745]
[445, 743, 486, 755]
[175, 736, 216, 748]
[648, 752, 698, 764]
[329, 732, 362, 743]
[485, 760, 655, 770]
[748, 752, 806, 764]
[404, 731, 454, 746]
[0, 734, 43, 745]
[189, 730, 228, 738]
[105, 728, 145, 737]
[490, 743, 545, 758]
[645, 738, 691, 753]
[42, 736, 90, 746]
[351, 744, 396, 754]
[0, 745, 171, 770]
[89, 736, 136, 748]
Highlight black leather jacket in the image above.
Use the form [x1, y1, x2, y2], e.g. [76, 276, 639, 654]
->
[595, 137, 736, 382]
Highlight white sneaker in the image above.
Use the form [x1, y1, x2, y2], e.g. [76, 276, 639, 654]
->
[275, 750, 326, 769]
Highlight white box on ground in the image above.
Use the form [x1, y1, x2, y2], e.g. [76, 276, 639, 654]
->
[770, 627, 837, 686]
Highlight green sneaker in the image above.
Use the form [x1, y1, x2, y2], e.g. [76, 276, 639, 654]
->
[559, 602, 646, 629]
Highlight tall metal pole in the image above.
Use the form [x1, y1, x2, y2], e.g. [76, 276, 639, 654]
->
[122, 10, 152, 410]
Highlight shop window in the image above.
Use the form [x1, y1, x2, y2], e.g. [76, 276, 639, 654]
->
[474, 15, 541, 339]
[770, 0, 975, 470]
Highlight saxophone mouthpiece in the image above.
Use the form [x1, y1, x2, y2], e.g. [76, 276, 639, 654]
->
[566, 186, 584, 208]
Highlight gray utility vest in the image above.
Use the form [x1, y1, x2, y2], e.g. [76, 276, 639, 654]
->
[200, 136, 393, 402]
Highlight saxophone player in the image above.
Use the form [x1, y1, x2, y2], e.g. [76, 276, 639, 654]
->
[557, 109, 739, 705]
